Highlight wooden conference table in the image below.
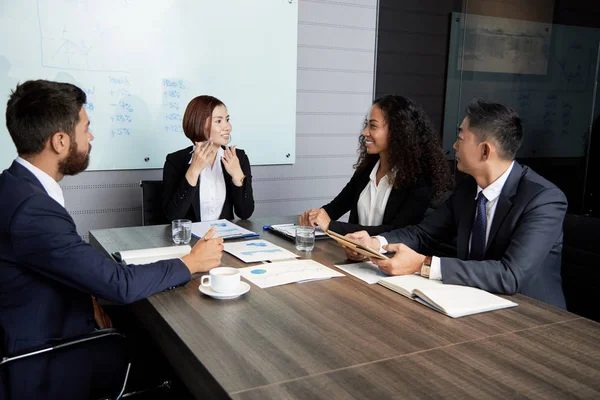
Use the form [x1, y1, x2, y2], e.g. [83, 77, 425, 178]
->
[89, 217, 600, 399]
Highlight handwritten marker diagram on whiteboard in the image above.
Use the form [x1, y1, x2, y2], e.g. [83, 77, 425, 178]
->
[0, 0, 298, 170]
[223, 240, 298, 263]
[239, 260, 345, 289]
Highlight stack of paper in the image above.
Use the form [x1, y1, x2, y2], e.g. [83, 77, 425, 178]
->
[238, 259, 344, 288]
[113, 245, 191, 265]
[192, 219, 259, 240]
[335, 261, 390, 284]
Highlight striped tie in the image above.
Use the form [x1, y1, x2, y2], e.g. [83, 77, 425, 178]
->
[469, 192, 488, 260]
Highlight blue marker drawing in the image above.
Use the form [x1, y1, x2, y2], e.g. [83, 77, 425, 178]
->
[241, 249, 282, 256]
[211, 223, 228, 227]
[246, 242, 268, 248]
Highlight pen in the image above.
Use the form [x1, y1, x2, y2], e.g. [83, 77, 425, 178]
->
[263, 223, 294, 230]
[220, 233, 260, 239]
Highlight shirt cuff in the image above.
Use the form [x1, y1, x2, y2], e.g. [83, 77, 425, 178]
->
[429, 256, 442, 280]
[375, 235, 388, 253]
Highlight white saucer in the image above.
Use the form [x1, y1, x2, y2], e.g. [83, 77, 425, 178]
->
[199, 281, 250, 300]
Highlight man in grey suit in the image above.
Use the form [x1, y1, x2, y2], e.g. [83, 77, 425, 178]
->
[345, 99, 567, 308]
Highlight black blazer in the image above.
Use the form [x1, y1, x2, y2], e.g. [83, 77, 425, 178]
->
[323, 158, 435, 236]
[382, 162, 567, 308]
[0, 161, 190, 399]
[162, 146, 254, 221]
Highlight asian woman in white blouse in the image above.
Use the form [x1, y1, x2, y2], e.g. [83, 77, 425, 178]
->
[299, 95, 453, 235]
[162, 95, 254, 222]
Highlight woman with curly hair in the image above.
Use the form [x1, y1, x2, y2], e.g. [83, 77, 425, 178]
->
[299, 95, 453, 235]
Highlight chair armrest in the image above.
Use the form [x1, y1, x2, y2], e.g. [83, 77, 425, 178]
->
[1, 328, 128, 367]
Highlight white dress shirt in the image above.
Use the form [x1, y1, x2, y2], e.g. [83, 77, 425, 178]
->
[377, 161, 515, 280]
[357, 160, 393, 226]
[15, 157, 65, 208]
[197, 147, 226, 221]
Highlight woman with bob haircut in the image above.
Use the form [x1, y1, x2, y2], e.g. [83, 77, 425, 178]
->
[162, 95, 254, 222]
[300, 95, 453, 235]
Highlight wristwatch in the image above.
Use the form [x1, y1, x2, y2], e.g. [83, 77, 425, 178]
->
[421, 256, 432, 278]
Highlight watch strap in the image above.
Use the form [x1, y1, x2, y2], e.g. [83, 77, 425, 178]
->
[421, 256, 432, 278]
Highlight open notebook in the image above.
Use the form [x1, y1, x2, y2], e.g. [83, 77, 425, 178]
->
[113, 245, 191, 265]
[378, 275, 517, 318]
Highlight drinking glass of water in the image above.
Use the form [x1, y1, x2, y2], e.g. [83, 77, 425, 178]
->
[172, 219, 192, 245]
[295, 226, 315, 252]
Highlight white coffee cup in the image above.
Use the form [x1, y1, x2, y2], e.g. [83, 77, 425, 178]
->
[200, 267, 241, 293]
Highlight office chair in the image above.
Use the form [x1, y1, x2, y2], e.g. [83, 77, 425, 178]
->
[140, 180, 168, 226]
[0, 329, 131, 400]
[0, 329, 174, 400]
[561, 213, 600, 322]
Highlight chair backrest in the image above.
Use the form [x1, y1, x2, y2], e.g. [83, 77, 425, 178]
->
[561, 213, 600, 322]
[140, 180, 168, 226]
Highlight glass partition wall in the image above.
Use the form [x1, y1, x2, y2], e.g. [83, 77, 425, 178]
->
[442, 12, 600, 215]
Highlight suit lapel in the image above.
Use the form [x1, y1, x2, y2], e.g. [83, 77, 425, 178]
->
[381, 185, 401, 223]
[457, 183, 477, 260]
[486, 162, 521, 252]
[181, 147, 202, 221]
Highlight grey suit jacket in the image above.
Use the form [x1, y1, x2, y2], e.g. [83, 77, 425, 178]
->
[382, 162, 567, 308]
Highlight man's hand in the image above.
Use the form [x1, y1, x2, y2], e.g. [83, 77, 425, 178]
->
[92, 297, 113, 329]
[181, 227, 224, 274]
[342, 231, 380, 261]
[371, 243, 425, 276]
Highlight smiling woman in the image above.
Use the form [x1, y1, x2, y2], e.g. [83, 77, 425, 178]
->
[162, 95, 255, 222]
[299, 95, 454, 236]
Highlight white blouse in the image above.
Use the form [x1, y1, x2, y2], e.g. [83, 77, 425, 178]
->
[194, 146, 226, 221]
[357, 160, 393, 226]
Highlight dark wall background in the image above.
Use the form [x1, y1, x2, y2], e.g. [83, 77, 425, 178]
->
[375, 0, 462, 135]
[375, 0, 600, 217]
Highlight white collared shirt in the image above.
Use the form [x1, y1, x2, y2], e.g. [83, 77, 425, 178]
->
[357, 160, 393, 226]
[193, 146, 226, 221]
[15, 157, 65, 208]
[377, 161, 515, 281]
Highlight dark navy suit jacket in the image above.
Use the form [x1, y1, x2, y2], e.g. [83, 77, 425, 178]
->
[0, 161, 191, 399]
[382, 162, 567, 308]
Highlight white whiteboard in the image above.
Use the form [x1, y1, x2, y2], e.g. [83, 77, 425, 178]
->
[0, 0, 298, 170]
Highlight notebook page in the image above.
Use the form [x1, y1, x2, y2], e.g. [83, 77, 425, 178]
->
[116, 245, 191, 265]
[413, 285, 518, 318]
[378, 274, 444, 298]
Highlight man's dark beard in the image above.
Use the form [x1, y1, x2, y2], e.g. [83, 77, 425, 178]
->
[58, 138, 90, 176]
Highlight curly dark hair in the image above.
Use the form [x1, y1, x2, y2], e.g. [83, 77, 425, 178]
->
[354, 95, 454, 199]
